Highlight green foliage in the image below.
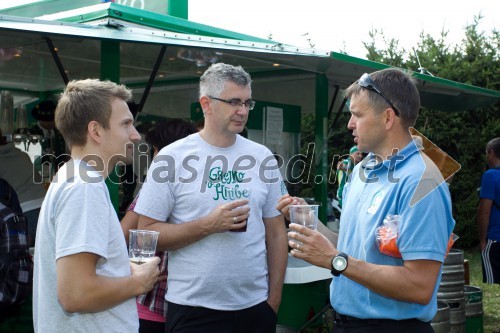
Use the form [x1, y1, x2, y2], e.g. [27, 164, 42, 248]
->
[362, 14, 500, 249]
[363, 27, 405, 66]
[298, 112, 354, 200]
[297, 113, 315, 198]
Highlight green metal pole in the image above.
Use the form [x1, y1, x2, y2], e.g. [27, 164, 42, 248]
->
[101, 40, 121, 214]
[38, 58, 48, 101]
[101, 40, 120, 82]
[168, 0, 188, 19]
[314, 74, 329, 224]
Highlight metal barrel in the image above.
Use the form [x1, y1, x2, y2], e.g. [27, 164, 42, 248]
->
[464, 285, 484, 333]
[437, 249, 466, 333]
[439, 298, 466, 333]
[276, 325, 298, 333]
[438, 249, 465, 300]
[431, 301, 451, 333]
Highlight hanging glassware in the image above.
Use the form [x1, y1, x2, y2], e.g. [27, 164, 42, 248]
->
[13, 105, 30, 150]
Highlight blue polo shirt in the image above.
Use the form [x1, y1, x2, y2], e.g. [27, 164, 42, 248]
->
[331, 140, 455, 322]
[479, 167, 500, 241]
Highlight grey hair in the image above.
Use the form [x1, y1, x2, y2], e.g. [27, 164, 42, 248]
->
[199, 63, 252, 98]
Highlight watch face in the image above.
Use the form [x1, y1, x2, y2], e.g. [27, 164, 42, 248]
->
[333, 256, 347, 271]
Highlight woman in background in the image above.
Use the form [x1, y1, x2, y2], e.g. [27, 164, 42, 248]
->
[121, 119, 198, 333]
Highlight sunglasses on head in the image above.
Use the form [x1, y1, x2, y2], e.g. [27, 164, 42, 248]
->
[357, 73, 401, 117]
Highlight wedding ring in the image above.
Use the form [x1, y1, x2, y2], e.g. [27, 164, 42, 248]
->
[233, 217, 237, 222]
[296, 243, 300, 250]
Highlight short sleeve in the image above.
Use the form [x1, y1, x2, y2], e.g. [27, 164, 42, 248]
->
[479, 171, 495, 200]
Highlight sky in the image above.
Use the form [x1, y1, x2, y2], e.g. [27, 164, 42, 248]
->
[188, 0, 499, 59]
[1, 0, 498, 59]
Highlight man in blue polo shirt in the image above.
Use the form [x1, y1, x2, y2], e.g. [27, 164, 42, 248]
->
[477, 137, 500, 284]
[279, 68, 455, 333]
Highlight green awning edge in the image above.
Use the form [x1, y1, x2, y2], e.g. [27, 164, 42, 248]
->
[38, 3, 275, 45]
[330, 52, 500, 98]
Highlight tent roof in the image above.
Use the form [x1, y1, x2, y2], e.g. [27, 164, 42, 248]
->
[0, 3, 498, 111]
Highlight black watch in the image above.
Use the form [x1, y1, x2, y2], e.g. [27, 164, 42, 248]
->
[331, 252, 348, 276]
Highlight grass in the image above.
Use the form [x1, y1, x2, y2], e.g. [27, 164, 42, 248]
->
[464, 249, 500, 333]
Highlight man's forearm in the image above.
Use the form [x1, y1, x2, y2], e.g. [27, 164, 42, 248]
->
[477, 199, 492, 243]
[317, 221, 338, 247]
[139, 215, 212, 251]
[264, 218, 288, 311]
[266, 244, 287, 311]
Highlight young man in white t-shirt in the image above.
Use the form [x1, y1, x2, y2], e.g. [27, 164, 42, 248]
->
[33, 79, 160, 333]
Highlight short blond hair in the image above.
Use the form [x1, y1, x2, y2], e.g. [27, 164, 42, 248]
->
[55, 79, 132, 148]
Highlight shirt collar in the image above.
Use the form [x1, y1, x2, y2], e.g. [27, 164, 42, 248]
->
[361, 140, 420, 172]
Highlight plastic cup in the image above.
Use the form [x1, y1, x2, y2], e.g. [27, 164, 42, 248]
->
[229, 189, 251, 233]
[289, 205, 319, 230]
[128, 229, 159, 264]
[289, 205, 319, 247]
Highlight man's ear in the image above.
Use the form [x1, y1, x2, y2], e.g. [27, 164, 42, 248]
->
[87, 121, 102, 144]
[384, 107, 396, 130]
[200, 96, 211, 115]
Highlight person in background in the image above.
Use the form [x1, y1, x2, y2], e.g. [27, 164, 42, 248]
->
[135, 63, 288, 333]
[193, 118, 205, 131]
[477, 137, 500, 284]
[118, 101, 140, 214]
[33, 79, 160, 333]
[336, 145, 363, 208]
[0, 177, 33, 319]
[278, 69, 455, 333]
[0, 127, 46, 247]
[30, 100, 70, 179]
[121, 119, 198, 333]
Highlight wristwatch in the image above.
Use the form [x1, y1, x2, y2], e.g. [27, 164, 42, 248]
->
[331, 252, 348, 276]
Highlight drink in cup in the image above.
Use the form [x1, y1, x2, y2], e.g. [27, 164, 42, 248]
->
[289, 205, 319, 246]
[229, 189, 251, 233]
[128, 229, 159, 264]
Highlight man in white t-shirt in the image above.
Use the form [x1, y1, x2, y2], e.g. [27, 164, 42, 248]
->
[136, 63, 288, 333]
[33, 79, 160, 333]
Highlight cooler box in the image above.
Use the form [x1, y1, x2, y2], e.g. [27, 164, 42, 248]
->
[277, 254, 332, 330]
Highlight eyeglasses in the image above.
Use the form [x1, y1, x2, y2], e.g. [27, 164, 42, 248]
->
[208, 96, 256, 110]
[357, 73, 401, 117]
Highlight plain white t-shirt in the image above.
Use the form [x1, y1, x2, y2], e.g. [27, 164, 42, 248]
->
[33, 160, 138, 332]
